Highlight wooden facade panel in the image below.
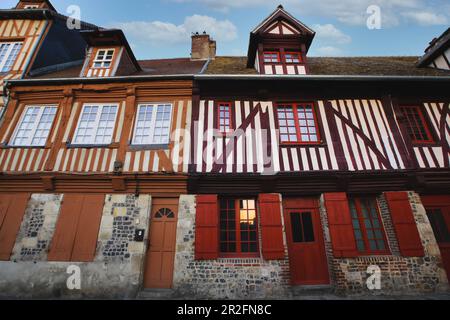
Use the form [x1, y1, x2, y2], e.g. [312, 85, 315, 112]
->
[0, 148, 50, 172]
[192, 98, 412, 174]
[0, 96, 192, 174]
[0, 19, 48, 94]
[413, 102, 450, 169]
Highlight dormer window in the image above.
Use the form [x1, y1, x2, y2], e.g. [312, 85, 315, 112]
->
[93, 49, 115, 69]
[263, 51, 281, 63]
[247, 6, 315, 75]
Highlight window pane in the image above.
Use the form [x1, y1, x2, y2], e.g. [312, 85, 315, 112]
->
[12, 106, 57, 146]
[290, 213, 303, 243]
[302, 212, 315, 242]
[218, 103, 232, 133]
[400, 106, 432, 143]
[290, 212, 315, 243]
[219, 198, 237, 253]
[277, 106, 298, 143]
[73, 105, 117, 144]
[0, 42, 23, 72]
[350, 197, 387, 253]
[93, 48, 114, 68]
[152, 104, 172, 144]
[133, 105, 153, 144]
[427, 209, 450, 243]
[220, 199, 258, 255]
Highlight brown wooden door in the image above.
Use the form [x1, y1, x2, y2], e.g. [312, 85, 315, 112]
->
[284, 198, 330, 286]
[422, 195, 450, 282]
[144, 198, 178, 289]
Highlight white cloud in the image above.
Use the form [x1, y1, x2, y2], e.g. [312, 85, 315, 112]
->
[114, 14, 237, 46]
[312, 24, 351, 44]
[401, 11, 448, 26]
[312, 46, 344, 56]
[169, 0, 449, 28]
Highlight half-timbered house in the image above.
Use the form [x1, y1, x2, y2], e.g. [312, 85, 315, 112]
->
[0, 3, 449, 299]
[184, 6, 450, 298]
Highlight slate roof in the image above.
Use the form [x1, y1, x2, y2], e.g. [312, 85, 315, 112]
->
[29, 58, 207, 78]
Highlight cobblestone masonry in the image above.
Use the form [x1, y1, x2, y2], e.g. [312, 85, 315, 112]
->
[11, 194, 63, 262]
[0, 193, 151, 299]
[172, 195, 293, 299]
[319, 192, 449, 296]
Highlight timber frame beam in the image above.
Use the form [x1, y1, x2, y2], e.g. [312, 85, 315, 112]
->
[188, 169, 450, 196]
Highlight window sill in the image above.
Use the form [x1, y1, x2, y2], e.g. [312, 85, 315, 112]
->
[0, 145, 47, 150]
[219, 253, 260, 259]
[128, 144, 170, 151]
[353, 252, 392, 257]
[66, 143, 114, 149]
[411, 141, 439, 147]
[280, 142, 326, 147]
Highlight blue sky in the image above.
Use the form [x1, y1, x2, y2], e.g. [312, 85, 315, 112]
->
[3, 0, 449, 59]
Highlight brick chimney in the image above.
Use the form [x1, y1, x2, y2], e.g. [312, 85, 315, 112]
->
[191, 32, 216, 60]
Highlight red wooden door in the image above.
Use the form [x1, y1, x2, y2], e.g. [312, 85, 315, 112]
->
[422, 195, 450, 282]
[144, 198, 178, 289]
[284, 198, 330, 285]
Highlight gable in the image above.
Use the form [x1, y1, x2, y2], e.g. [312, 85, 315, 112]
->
[263, 20, 301, 36]
[15, 0, 56, 11]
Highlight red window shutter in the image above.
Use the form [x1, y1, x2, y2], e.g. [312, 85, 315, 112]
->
[385, 192, 424, 257]
[324, 193, 358, 258]
[71, 195, 104, 262]
[48, 194, 84, 262]
[195, 195, 219, 260]
[258, 194, 285, 260]
[0, 194, 29, 261]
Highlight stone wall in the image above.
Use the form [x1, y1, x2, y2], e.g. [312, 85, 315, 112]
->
[0, 193, 151, 299]
[172, 195, 292, 299]
[319, 192, 449, 296]
[11, 194, 62, 262]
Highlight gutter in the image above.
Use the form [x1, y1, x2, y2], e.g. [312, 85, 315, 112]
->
[194, 74, 450, 82]
[5, 74, 195, 87]
[4, 73, 450, 88]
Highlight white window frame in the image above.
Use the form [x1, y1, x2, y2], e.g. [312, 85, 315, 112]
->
[132, 103, 173, 146]
[0, 42, 23, 73]
[24, 5, 39, 9]
[10, 105, 58, 147]
[92, 49, 115, 69]
[72, 103, 119, 146]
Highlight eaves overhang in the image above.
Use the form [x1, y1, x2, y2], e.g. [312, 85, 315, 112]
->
[5, 74, 450, 89]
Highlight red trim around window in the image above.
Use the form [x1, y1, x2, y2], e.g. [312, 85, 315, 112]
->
[263, 51, 281, 64]
[283, 51, 302, 64]
[399, 105, 434, 144]
[349, 197, 391, 256]
[276, 103, 321, 145]
[217, 102, 233, 134]
[219, 198, 259, 258]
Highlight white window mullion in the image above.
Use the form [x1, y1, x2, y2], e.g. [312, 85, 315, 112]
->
[93, 105, 104, 144]
[148, 106, 159, 144]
